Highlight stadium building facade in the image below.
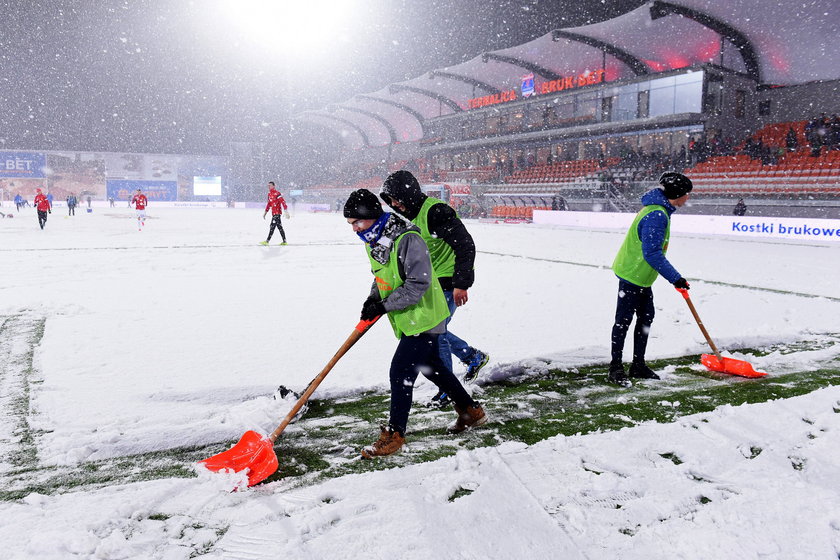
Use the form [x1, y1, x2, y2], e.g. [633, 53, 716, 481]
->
[298, 0, 840, 218]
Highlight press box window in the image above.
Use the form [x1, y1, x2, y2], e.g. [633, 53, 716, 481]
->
[758, 100, 771, 116]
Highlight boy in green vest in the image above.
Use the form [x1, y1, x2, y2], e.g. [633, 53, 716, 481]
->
[344, 189, 487, 458]
[381, 170, 489, 400]
[609, 172, 693, 387]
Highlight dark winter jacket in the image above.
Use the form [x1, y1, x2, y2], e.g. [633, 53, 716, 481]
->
[636, 189, 682, 284]
[381, 173, 476, 291]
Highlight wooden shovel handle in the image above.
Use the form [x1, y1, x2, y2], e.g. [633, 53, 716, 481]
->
[676, 288, 723, 361]
[268, 316, 380, 442]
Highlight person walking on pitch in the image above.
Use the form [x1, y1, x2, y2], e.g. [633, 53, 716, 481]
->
[131, 188, 148, 230]
[34, 188, 51, 229]
[66, 192, 78, 216]
[609, 172, 693, 387]
[381, 170, 489, 403]
[261, 181, 288, 245]
[344, 189, 486, 458]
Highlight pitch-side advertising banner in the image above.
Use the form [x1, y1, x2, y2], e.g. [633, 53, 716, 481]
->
[106, 180, 178, 201]
[0, 152, 47, 178]
[533, 210, 840, 244]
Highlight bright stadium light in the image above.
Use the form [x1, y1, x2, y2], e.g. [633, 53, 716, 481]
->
[220, 0, 356, 55]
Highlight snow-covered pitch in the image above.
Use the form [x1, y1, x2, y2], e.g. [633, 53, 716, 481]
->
[1, 205, 839, 558]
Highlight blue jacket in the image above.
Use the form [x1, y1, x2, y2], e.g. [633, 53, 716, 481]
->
[636, 188, 681, 284]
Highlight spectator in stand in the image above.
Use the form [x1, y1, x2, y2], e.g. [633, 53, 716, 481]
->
[688, 138, 699, 165]
[786, 127, 799, 152]
[733, 198, 747, 216]
[829, 115, 840, 150]
[759, 141, 778, 165]
[34, 188, 51, 229]
[755, 139, 767, 162]
[552, 194, 568, 211]
[676, 145, 687, 166]
[807, 115, 828, 157]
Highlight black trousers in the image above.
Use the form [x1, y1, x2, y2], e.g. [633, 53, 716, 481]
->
[68, 205, 75, 216]
[267, 214, 286, 242]
[610, 278, 655, 365]
[389, 333, 476, 435]
[38, 210, 48, 229]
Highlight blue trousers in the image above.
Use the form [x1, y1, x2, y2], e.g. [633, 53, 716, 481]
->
[437, 289, 477, 372]
[610, 278, 655, 365]
[389, 333, 475, 434]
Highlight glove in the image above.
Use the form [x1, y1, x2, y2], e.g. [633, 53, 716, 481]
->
[48, 210, 51, 214]
[360, 297, 386, 321]
[674, 278, 690, 290]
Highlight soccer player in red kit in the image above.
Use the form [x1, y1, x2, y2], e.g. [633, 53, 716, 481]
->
[260, 181, 288, 245]
[131, 188, 148, 230]
[34, 187, 51, 230]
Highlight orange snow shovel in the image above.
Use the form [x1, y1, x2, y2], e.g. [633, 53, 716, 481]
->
[199, 316, 380, 487]
[676, 288, 766, 378]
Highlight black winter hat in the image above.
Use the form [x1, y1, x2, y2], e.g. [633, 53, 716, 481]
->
[343, 189, 383, 220]
[659, 172, 693, 199]
[381, 170, 426, 218]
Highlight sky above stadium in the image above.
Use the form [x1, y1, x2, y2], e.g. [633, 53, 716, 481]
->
[0, 0, 645, 157]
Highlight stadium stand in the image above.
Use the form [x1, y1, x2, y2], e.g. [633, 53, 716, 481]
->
[294, 1, 840, 219]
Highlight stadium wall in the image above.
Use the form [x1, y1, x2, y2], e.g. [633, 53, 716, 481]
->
[755, 79, 840, 129]
[533, 209, 840, 244]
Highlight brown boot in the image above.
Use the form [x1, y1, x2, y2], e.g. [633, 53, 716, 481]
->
[447, 403, 487, 434]
[361, 425, 405, 459]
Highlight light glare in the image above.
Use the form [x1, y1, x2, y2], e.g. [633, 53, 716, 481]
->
[221, 0, 354, 55]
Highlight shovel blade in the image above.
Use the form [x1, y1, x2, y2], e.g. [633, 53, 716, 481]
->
[199, 430, 279, 487]
[701, 354, 767, 378]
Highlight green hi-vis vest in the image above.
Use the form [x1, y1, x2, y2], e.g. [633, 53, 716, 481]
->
[411, 197, 455, 279]
[366, 231, 450, 338]
[612, 205, 671, 287]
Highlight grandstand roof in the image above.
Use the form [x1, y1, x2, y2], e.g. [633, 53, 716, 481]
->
[297, 0, 839, 149]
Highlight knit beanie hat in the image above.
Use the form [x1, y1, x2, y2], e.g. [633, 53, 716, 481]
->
[343, 189, 384, 219]
[659, 172, 693, 199]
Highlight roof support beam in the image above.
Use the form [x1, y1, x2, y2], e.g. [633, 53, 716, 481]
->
[297, 113, 370, 148]
[551, 30, 649, 76]
[427, 71, 501, 95]
[333, 105, 398, 144]
[481, 52, 561, 81]
[388, 84, 463, 113]
[649, 0, 761, 82]
[355, 95, 426, 133]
